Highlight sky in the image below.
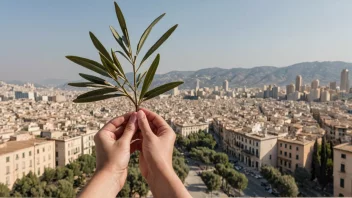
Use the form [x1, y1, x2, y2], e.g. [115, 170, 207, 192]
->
[1, 0, 352, 83]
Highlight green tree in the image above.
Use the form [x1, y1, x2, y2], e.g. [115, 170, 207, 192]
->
[56, 179, 75, 198]
[66, 161, 81, 176]
[0, 183, 10, 197]
[12, 171, 44, 197]
[277, 175, 299, 197]
[44, 184, 58, 197]
[55, 167, 66, 180]
[78, 154, 96, 175]
[117, 181, 130, 198]
[225, 168, 248, 192]
[215, 163, 227, 188]
[212, 153, 229, 164]
[294, 167, 311, 184]
[12, 191, 22, 197]
[200, 171, 221, 198]
[319, 136, 328, 189]
[329, 140, 334, 160]
[311, 139, 320, 181]
[42, 167, 56, 183]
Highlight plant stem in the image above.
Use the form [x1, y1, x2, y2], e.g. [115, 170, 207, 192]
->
[132, 56, 138, 112]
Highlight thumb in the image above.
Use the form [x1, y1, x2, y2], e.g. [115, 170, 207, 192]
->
[137, 110, 155, 140]
[119, 112, 137, 143]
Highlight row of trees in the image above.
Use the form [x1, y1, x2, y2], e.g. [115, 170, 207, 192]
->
[261, 165, 299, 197]
[311, 135, 334, 190]
[176, 130, 217, 151]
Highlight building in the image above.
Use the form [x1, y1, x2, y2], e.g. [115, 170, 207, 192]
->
[308, 88, 321, 102]
[333, 143, 352, 197]
[321, 90, 330, 102]
[330, 82, 337, 90]
[277, 136, 316, 174]
[286, 84, 295, 96]
[53, 134, 82, 167]
[311, 79, 320, 89]
[172, 87, 179, 96]
[172, 122, 209, 137]
[223, 80, 229, 92]
[340, 69, 349, 92]
[0, 138, 55, 188]
[272, 86, 280, 99]
[296, 75, 302, 92]
[195, 79, 200, 92]
[81, 131, 97, 155]
[14, 91, 37, 100]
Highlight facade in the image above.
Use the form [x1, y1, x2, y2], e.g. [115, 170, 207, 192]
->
[340, 69, 349, 92]
[54, 135, 82, 167]
[173, 122, 209, 136]
[172, 87, 179, 96]
[277, 137, 315, 173]
[81, 131, 97, 155]
[321, 90, 330, 102]
[333, 143, 352, 197]
[195, 79, 200, 92]
[330, 82, 337, 90]
[0, 139, 55, 188]
[296, 75, 302, 91]
[286, 84, 295, 95]
[272, 86, 280, 99]
[223, 80, 229, 92]
[308, 88, 321, 102]
[311, 79, 320, 89]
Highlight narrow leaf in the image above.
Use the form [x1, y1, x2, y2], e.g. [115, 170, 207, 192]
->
[66, 56, 110, 77]
[140, 24, 178, 67]
[111, 49, 126, 77]
[115, 50, 131, 63]
[114, 2, 131, 50]
[136, 73, 141, 83]
[79, 73, 110, 85]
[77, 88, 119, 99]
[140, 54, 160, 99]
[73, 94, 124, 103]
[137, 13, 165, 55]
[137, 71, 147, 87]
[99, 52, 119, 78]
[143, 81, 183, 101]
[68, 82, 109, 88]
[89, 32, 112, 62]
[110, 26, 131, 58]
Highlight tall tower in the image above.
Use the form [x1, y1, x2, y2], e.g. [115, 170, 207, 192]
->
[340, 69, 349, 91]
[295, 75, 302, 92]
[223, 80, 229, 92]
[311, 79, 319, 89]
[195, 79, 200, 92]
[286, 83, 295, 95]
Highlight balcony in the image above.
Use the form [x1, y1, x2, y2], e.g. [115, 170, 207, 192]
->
[242, 149, 255, 156]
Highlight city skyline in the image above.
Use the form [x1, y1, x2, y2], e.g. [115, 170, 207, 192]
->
[2, 1, 352, 82]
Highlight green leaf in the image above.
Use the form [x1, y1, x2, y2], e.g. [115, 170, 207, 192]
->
[89, 32, 112, 62]
[136, 73, 141, 83]
[68, 82, 109, 88]
[110, 26, 131, 58]
[115, 50, 131, 63]
[143, 81, 183, 101]
[77, 88, 119, 99]
[73, 94, 124, 103]
[78, 73, 109, 85]
[139, 24, 178, 67]
[99, 52, 120, 78]
[140, 54, 160, 99]
[114, 2, 131, 51]
[66, 56, 110, 77]
[111, 49, 126, 78]
[137, 71, 147, 87]
[137, 13, 165, 55]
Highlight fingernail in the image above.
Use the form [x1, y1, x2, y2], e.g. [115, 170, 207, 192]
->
[130, 113, 137, 123]
[137, 110, 145, 119]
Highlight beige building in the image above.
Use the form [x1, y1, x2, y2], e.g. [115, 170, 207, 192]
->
[333, 143, 352, 197]
[277, 136, 315, 174]
[0, 138, 55, 188]
[81, 131, 97, 155]
[173, 122, 209, 136]
[54, 134, 82, 167]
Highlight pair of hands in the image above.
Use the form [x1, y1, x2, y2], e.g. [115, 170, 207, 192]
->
[93, 108, 176, 195]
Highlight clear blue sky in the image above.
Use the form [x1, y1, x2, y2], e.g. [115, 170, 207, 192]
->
[1, 0, 352, 82]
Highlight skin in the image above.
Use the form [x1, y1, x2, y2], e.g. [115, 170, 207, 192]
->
[79, 108, 191, 198]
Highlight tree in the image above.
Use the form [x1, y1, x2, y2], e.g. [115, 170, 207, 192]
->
[277, 175, 299, 197]
[311, 139, 320, 181]
[212, 153, 229, 165]
[78, 154, 96, 175]
[117, 181, 130, 198]
[42, 167, 56, 183]
[66, 161, 81, 176]
[56, 179, 75, 198]
[12, 171, 44, 197]
[44, 184, 58, 197]
[319, 136, 328, 189]
[201, 171, 221, 198]
[294, 167, 311, 184]
[0, 183, 10, 197]
[329, 141, 334, 160]
[215, 163, 227, 188]
[55, 167, 66, 180]
[225, 168, 248, 192]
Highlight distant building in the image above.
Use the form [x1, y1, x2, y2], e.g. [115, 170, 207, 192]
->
[286, 84, 295, 96]
[223, 80, 229, 92]
[311, 79, 320, 89]
[0, 139, 55, 188]
[330, 82, 337, 90]
[53, 134, 82, 167]
[172, 122, 209, 137]
[340, 69, 349, 92]
[52, 95, 66, 102]
[321, 90, 330, 102]
[172, 87, 179, 96]
[195, 79, 200, 93]
[272, 86, 280, 99]
[296, 75, 302, 91]
[308, 88, 321, 102]
[333, 143, 352, 197]
[14, 91, 37, 100]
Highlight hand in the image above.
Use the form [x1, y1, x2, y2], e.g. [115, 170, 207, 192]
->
[137, 108, 191, 198]
[92, 112, 139, 195]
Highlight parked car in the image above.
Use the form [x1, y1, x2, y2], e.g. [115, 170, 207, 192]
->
[271, 189, 279, 197]
[235, 166, 241, 171]
[254, 174, 263, 179]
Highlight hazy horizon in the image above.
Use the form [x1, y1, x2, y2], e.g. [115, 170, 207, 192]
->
[1, 0, 352, 82]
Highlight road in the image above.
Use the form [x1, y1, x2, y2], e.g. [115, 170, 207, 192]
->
[184, 160, 228, 198]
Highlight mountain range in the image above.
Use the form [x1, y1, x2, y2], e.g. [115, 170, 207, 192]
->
[3, 61, 352, 89]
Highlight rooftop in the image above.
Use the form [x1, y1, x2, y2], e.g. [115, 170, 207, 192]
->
[0, 139, 53, 155]
[334, 142, 352, 153]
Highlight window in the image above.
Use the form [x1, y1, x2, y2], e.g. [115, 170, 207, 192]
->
[22, 161, 25, 169]
[296, 147, 299, 151]
[256, 142, 258, 146]
[280, 151, 282, 155]
[249, 140, 251, 144]
[270, 155, 272, 160]
[37, 158, 39, 165]
[341, 154, 346, 159]
[42, 147, 45, 152]
[37, 149, 39, 154]
[56, 160, 58, 166]
[341, 164, 345, 172]
[43, 156, 46, 162]
[280, 159, 283, 165]
[284, 152, 287, 156]
[6, 157, 10, 163]
[68, 151, 70, 156]
[56, 152, 58, 157]
[339, 193, 344, 197]
[22, 152, 25, 158]
[289, 145, 292, 150]
[296, 164, 298, 169]
[284, 161, 287, 166]
[289, 162, 291, 168]
[296, 155, 299, 160]
[289, 153, 292, 158]
[280, 143, 282, 147]
[6, 166, 10, 174]
[29, 160, 32, 167]
[340, 178, 344, 188]
[285, 144, 287, 148]
[16, 154, 19, 160]
[48, 154, 51, 160]
[29, 151, 32, 156]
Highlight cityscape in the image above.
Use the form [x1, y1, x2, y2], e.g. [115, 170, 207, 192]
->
[0, 67, 352, 197]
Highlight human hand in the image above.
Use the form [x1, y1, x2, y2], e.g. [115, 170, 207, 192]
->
[93, 112, 140, 191]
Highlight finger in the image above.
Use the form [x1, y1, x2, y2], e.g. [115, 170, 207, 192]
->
[119, 112, 138, 143]
[137, 110, 156, 140]
[100, 112, 133, 133]
[139, 108, 170, 130]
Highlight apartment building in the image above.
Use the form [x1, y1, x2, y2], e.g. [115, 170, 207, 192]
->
[0, 138, 55, 188]
[333, 143, 352, 197]
[81, 131, 97, 155]
[277, 136, 316, 173]
[54, 134, 82, 167]
[222, 127, 278, 169]
[172, 122, 209, 136]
